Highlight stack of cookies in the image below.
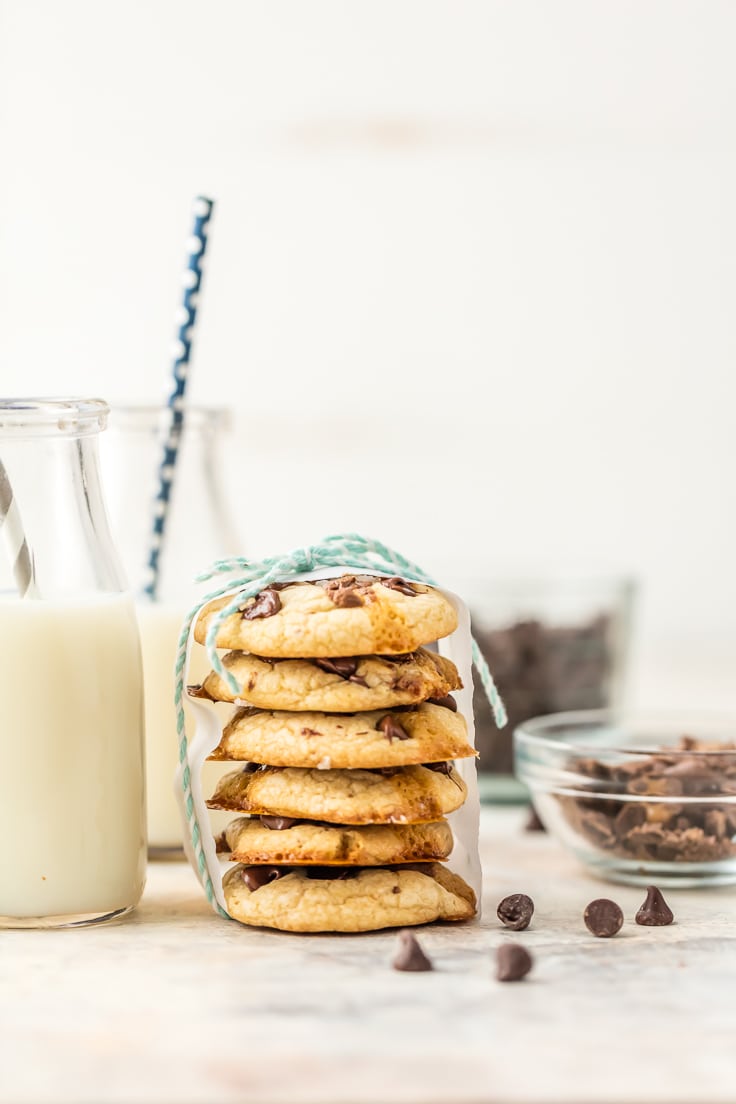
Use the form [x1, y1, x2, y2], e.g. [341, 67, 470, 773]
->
[190, 574, 478, 933]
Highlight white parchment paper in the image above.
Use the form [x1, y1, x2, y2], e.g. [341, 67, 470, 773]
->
[174, 567, 481, 918]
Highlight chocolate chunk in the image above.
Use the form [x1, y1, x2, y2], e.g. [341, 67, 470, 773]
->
[635, 885, 674, 926]
[241, 588, 282, 620]
[378, 715, 411, 743]
[241, 866, 286, 891]
[314, 657, 368, 687]
[525, 805, 546, 832]
[260, 816, 299, 831]
[320, 575, 376, 609]
[424, 761, 452, 775]
[391, 930, 433, 972]
[497, 893, 534, 931]
[584, 898, 624, 937]
[380, 576, 417, 596]
[496, 943, 533, 982]
[241, 762, 262, 773]
[187, 683, 215, 700]
[427, 695, 458, 712]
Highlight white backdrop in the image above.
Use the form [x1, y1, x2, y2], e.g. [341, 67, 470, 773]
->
[1, 0, 735, 709]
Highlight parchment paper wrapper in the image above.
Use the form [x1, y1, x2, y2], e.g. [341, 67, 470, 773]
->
[175, 567, 481, 918]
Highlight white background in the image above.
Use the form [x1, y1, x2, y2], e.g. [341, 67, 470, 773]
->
[1, 0, 734, 709]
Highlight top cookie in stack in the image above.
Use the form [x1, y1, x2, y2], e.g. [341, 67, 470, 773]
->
[191, 574, 478, 933]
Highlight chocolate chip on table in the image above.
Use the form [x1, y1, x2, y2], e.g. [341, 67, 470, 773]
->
[241, 866, 286, 891]
[427, 695, 458, 712]
[378, 715, 411, 743]
[241, 588, 282, 620]
[524, 805, 546, 832]
[392, 930, 433, 972]
[584, 898, 624, 937]
[497, 893, 534, 931]
[496, 943, 533, 982]
[260, 815, 299, 831]
[635, 885, 674, 926]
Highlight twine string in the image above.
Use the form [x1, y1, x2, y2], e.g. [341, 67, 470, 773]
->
[174, 533, 506, 915]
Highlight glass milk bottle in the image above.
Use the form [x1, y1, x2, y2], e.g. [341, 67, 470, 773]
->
[102, 406, 238, 857]
[0, 399, 146, 927]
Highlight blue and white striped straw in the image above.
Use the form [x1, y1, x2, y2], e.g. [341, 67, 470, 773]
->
[143, 195, 215, 601]
[0, 460, 35, 597]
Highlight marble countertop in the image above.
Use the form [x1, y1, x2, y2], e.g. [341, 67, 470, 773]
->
[2, 807, 735, 1104]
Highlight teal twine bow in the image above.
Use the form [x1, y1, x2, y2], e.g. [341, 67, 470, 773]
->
[173, 533, 507, 918]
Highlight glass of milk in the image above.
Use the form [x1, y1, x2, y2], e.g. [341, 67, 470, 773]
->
[0, 398, 146, 927]
[102, 406, 239, 857]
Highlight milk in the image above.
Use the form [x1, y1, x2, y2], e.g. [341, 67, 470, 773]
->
[0, 594, 146, 922]
[137, 604, 230, 852]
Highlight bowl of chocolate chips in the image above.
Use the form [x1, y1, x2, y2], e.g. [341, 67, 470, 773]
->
[515, 710, 736, 887]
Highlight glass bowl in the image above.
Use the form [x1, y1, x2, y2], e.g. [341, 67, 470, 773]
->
[514, 710, 736, 887]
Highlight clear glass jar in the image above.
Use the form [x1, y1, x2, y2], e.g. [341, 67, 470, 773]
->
[101, 406, 239, 857]
[0, 398, 146, 927]
[469, 576, 635, 797]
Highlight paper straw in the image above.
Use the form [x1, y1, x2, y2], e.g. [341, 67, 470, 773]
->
[0, 460, 35, 596]
[143, 196, 215, 601]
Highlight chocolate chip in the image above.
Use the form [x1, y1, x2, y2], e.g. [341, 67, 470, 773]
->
[378, 715, 411, 743]
[497, 893, 534, 931]
[496, 943, 533, 982]
[260, 816, 299, 831]
[424, 761, 452, 774]
[241, 866, 285, 891]
[380, 577, 418, 596]
[187, 683, 215, 700]
[524, 805, 546, 832]
[315, 657, 359, 678]
[584, 898, 624, 937]
[241, 588, 282, 620]
[214, 831, 230, 854]
[635, 885, 674, 926]
[427, 695, 458, 712]
[391, 930, 433, 972]
[241, 762, 262, 773]
[305, 866, 360, 880]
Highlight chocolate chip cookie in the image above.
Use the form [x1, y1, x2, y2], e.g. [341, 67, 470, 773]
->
[224, 815, 453, 866]
[194, 575, 458, 657]
[207, 762, 468, 824]
[222, 861, 476, 932]
[207, 702, 476, 770]
[193, 648, 461, 712]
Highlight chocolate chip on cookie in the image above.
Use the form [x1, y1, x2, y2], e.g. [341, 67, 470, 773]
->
[314, 657, 367, 686]
[427, 695, 458, 712]
[241, 866, 286, 891]
[380, 577, 418, 597]
[260, 815, 300, 830]
[392, 930, 433, 972]
[378, 715, 411, 743]
[241, 588, 282, 620]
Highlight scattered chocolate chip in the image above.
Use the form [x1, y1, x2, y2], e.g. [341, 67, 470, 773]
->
[378, 715, 411, 743]
[635, 885, 674, 926]
[380, 576, 418, 596]
[427, 695, 458, 712]
[584, 898, 624, 937]
[260, 816, 299, 831]
[496, 943, 533, 982]
[241, 866, 285, 891]
[392, 930, 433, 972]
[497, 893, 534, 931]
[524, 805, 546, 832]
[241, 588, 282, 620]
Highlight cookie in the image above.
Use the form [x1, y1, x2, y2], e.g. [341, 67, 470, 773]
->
[222, 861, 476, 931]
[194, 575, 457, 657]
[193, 648, 462, 712]
[224, 816, 454, 865]
[208, 702, 476, 769]
[207, 762, 468, 824]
